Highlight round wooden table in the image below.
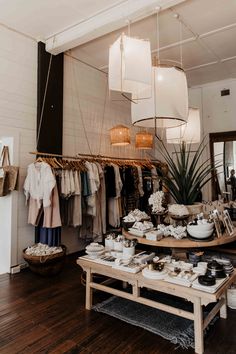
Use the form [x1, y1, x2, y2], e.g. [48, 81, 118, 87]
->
[122, 229, 236, 248]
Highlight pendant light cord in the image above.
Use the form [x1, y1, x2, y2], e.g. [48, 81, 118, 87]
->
[156, 8, 160, 64]
[98, 78, 108, 155]
[73, 62, 93, 156]
[179, 19, 183, 69]
[36, 54, 53, 149]
[72, 59, 108, 157]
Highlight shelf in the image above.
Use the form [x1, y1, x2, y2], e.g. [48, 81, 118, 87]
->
[122, 229, 236, 248]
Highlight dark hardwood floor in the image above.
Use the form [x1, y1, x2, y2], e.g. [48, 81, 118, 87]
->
[0, 254, 236, 354]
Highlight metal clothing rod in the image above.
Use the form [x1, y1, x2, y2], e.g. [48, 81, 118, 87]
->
[29, 151, 161, 163]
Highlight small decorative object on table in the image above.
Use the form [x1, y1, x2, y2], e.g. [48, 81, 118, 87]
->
[85, 243, 105, 259]
[105, 233, 116, 250]
[123, 239, 136, 258]
[168, 204, 189, 226]
[149, 191, 165, 213]
[23, 243, 66, 276]
[157, 224, 187, 239]
[187, 250, 204, 266]
[223, 209, 235, 235]
[149, 191, 167, 226]
[113, 235, 124, 252]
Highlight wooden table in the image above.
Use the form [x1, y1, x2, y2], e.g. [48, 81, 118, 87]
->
[77, 258, 236, 354]
[123, 229, 236, 248]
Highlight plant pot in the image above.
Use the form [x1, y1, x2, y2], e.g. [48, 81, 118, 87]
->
[186, 203, 203, 217]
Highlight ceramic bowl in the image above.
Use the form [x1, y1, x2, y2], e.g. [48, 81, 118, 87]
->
[187, 224, 214, 239]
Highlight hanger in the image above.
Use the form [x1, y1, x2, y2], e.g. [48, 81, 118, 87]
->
[34, 156, 44, 164]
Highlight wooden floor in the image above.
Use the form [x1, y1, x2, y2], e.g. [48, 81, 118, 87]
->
[1, 255, 236, 354]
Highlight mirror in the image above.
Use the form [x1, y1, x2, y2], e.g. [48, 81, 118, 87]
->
[210, 131, 236, 201]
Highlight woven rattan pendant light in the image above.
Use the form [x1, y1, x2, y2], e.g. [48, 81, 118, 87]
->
[135, 131, 153, 149]
[110, 125, 131, 146]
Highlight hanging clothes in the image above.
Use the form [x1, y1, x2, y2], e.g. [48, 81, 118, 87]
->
[27, 183, 62, 228]
[24, 161, 62, 247]
[81, 171, 91, 197]
[151, 167, 159, 193]
[126, 167, 140, 213]
[85, 161, 100, 217]
[35, 226, 61, 247]
[108, 164, 123, 227]
[93, 163, 106, 240]
[73, 170, 82, 227]
[24, 161, 56, 208]
[137, 166, 144, 197]
[105, 165, 116, 198]
[24, 156, 163, 245]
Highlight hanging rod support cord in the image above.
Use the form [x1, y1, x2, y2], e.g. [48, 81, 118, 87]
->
[65, 52, 108, 75]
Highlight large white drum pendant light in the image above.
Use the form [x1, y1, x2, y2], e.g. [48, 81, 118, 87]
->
[131, 65, 188, 128]
[109, 33, 152, 99]
[166, 108, 201, 144]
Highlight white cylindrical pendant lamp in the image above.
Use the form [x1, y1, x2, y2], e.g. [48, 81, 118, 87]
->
[166, 108, 201, 144]
[109, 34, 152, 99]
[131, 66, 188, 128]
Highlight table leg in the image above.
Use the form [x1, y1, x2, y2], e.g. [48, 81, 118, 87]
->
[220, 291, 227, 319]
[122, 281, 128, 289]
[85, 268, 93, 310]
[132, 281, 140, 298]
[193, 297, 204, 354]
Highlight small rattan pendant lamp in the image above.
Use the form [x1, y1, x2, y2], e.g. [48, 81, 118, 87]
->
[135, 131, 153, 149]
[110, 125, 131, 146]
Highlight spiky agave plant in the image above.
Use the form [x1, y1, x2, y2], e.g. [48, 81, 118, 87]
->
[157, 138, 221, 205]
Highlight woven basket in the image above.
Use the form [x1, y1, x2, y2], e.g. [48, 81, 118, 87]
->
[23, 245, 66, 276]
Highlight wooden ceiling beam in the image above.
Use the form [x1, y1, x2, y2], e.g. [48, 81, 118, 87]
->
[45, 0, 187, 55]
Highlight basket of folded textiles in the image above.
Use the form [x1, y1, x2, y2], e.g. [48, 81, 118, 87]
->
[22, 244, 67, 276]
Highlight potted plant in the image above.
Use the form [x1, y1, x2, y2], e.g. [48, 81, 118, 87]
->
[157, 138, 221, 206]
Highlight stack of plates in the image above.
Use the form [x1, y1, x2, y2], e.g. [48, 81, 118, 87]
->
[142, 267, 168, 280]
[85, 243, 105, 258]
[223, 263, 234, 275]
[215, 258, 234, 275]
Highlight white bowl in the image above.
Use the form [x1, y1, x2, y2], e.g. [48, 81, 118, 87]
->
[190, 222, 214, 230]
[86, 250, 104, 258]
[187, 224, 214, 239]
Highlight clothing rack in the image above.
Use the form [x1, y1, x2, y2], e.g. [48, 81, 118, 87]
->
[29, 151, 164, 167]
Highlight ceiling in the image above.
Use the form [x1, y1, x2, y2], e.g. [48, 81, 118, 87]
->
[0, 0, 126, 39]
[0, 0, 236, 86]
[71, 0, 236, 87]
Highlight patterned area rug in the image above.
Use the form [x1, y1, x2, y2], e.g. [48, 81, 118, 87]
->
[93, 291, 216, 349]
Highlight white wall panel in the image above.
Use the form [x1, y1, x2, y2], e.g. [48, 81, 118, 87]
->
[189, 78, 236, 201]
[0, 26, 37, 271]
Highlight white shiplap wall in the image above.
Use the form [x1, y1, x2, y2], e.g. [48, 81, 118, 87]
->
[63, 55, 153, 159]
[0, 26, 37, 268]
